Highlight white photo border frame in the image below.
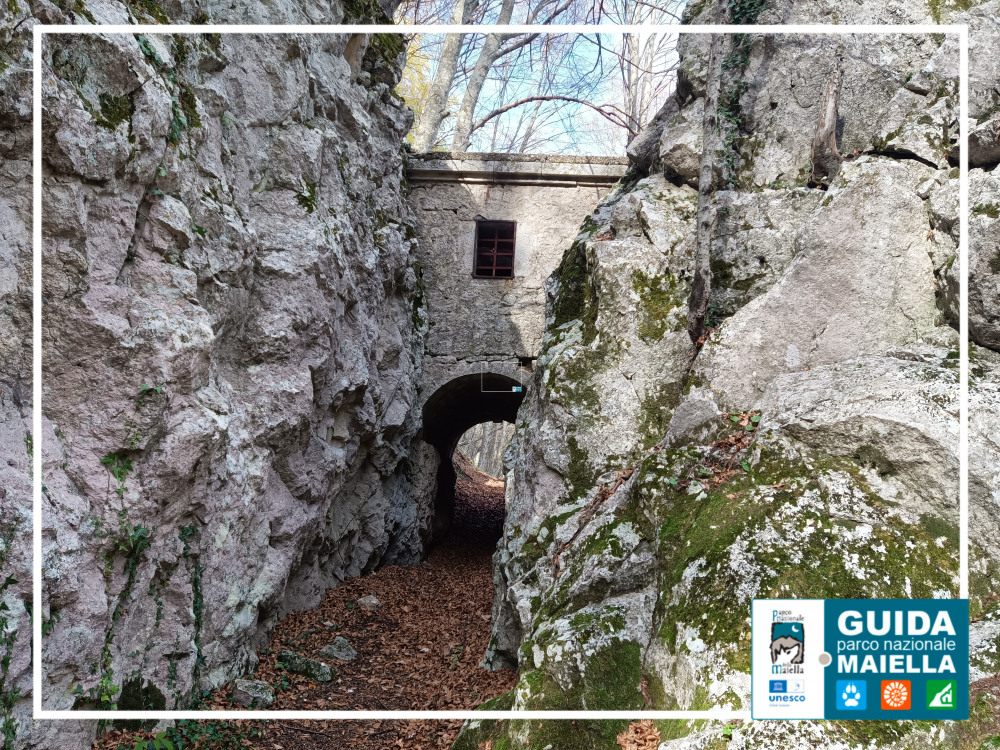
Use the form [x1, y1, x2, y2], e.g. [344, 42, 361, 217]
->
[32, 21, 971, 721]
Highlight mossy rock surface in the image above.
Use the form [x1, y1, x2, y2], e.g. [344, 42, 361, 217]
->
[497, 434, 959, 726]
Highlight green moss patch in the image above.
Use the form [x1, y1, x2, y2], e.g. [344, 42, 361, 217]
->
[973, 203, 999, 219]
[367, 33, 405, 67]
[638, 382, 682, 450]
[296, 181, 319, 213]
[564, 435, 596, 505]
[579, 638, 644, 710]
[710, 257, 764, 294]
[178, 84, 202, 129]
[341, 0, 392, 21]
[550, 239, 597, 338]
[552, 348, 604, 418]
[632, 269, 688, 342]
[126, 0, 169, 23]
[94, 92, 134, 131]
[647, 444, 958, 698]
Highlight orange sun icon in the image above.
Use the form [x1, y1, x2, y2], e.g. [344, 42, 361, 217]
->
[881, 680, 911, 710]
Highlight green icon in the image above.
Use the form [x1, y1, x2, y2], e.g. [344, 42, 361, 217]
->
[926, 680, 956, 709]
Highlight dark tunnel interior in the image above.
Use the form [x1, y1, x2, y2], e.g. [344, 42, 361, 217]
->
[420, 372, 523, 539]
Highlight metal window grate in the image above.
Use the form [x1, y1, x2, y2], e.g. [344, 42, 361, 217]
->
[474, 220, 516, 278]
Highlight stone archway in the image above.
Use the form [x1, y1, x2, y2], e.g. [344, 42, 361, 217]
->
[420, 372, 523, 539]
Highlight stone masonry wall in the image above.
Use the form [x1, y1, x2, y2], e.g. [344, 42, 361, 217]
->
[407, 154, 628, 402]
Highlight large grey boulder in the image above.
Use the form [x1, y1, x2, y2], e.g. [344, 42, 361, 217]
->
[468, 24, 972, 750]
[692, 157, 940, 409]
[626, 96, 680, 173]
[658, 97, 703, 186]
[753, 343, 960, 522]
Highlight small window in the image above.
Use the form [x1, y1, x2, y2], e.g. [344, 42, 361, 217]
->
[474, 220, 516, 278]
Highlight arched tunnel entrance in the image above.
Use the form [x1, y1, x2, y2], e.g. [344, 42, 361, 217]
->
[421, 372, 524, 540]
[199, 374, 525, 725]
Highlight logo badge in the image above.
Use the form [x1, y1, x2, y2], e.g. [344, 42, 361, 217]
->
[770, 621, 804, 664]
[836, 680, 866, 710]
[881, 680, 911, 710]
[927, 680, 956, 709]
[769, 680, 787, 693]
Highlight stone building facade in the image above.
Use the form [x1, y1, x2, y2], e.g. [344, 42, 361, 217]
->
[405, 153, 628, 533]
[407, 152, 628, 400]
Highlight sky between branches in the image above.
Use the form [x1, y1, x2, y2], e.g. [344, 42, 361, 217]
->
[393, 0, 687, 156]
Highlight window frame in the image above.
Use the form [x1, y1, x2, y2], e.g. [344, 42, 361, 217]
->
[472, 219, 517, 279]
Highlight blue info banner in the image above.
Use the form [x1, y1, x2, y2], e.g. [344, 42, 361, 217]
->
[752, 599, 968, 720]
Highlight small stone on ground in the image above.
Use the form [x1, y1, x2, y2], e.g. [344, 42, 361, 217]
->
[358, 594, 381, 611]
[232, 679, 274, 707]
[279, 650, 335, 682]
[318, 636, 357, 662]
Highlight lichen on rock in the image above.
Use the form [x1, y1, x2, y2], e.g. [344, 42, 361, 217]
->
[34, 14, 429, 746]
[472, 13, 997, 750]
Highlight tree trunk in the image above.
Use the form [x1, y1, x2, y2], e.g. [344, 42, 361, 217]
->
[810, 53, 844, 185]
[410, 0, 478, 152]
[687, 1, 728, 346]
[450, 0, 517, 152]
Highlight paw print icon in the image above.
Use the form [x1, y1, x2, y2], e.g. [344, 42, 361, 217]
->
[836, 680, 867, 710]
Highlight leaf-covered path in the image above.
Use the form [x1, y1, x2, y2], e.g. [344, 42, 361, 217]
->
[96, 453, 514, 750]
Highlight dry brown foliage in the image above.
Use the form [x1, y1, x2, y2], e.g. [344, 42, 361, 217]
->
[615, 720, 661, 750]
[93, 461, 512, 750]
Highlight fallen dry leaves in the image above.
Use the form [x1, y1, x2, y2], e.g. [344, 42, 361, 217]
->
[92, 455, 513, 750]
[616, 720, 661, 750]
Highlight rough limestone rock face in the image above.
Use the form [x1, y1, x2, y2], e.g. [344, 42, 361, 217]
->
[965, 2, 1000, 130]
[459, 16, 992, 750]
[673, 30, 949, 188]
[0, 8, 38, 749]
[708, 188, 824, 317]
[23, 4, 426, 748]
[658, 97, 703, 186]
[692, 157, 943, 409]
[965, 0, 1000, 707]
[970, 168, 1000, 351]
[966, 0, 1000, 713]
[971, 348, 1000, 687]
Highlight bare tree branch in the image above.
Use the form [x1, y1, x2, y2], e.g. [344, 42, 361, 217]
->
[472, 94, 637, 134]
